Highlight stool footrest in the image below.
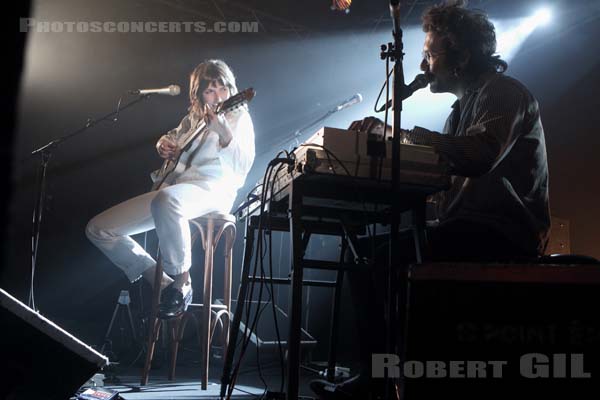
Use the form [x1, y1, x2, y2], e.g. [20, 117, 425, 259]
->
[247, 277, 337, 287]
[188, 303, 228, 310]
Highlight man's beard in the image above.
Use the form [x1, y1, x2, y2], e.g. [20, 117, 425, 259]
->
[428, 74, 452, 94]
[429, 76, 442, 93]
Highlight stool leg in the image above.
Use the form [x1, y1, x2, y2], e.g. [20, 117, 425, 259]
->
[168, 318, 178, 380]
[222, 225, 235, 360]
[168, 315, 189, 380]
[200, 219, 215, 390]
[141, 257, 164, 385]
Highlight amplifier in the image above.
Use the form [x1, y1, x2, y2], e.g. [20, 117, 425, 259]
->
[0, 288, 108, 399]
[401, 263, 600, 399]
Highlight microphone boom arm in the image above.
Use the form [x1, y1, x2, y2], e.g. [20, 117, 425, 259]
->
[27, 93, 155, 311]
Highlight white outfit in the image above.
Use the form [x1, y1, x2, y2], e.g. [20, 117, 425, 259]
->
[86, 108, 255, 282]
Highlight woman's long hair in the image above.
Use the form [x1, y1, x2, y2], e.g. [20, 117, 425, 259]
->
[188, 59, 238, 119]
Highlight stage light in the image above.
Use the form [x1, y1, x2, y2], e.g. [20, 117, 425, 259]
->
[494, 7, 553, 62]
[331, 0, 351, 13]
[533, 8, 552, 26]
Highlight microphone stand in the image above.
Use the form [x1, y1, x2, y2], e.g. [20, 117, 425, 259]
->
[290, 110, 333, 151]
[380, 1, 408, 399]
[287, 96, 359, 151]
[27, 93, 154, 310]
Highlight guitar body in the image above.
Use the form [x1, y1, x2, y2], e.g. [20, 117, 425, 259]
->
[151, 157, 186, 191]
[150, 120, 206, 191]
[150, 88, 256, 191]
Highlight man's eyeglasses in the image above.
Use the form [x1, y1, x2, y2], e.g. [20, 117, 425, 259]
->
[422, 50, 446, 63]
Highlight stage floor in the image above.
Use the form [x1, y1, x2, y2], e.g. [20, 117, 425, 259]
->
[102, 378, 262, 399]
[81, 362, 323, 399]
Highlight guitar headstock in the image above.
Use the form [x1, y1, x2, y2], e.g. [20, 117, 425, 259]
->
[216, 87, 256, 114]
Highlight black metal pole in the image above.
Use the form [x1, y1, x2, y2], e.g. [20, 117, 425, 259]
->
[388, 1, 408, 399]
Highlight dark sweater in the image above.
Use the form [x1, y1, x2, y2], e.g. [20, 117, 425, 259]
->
[406, 72, 551, 255]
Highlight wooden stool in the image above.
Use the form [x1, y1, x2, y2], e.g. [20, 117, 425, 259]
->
[140, 212, 237, 389]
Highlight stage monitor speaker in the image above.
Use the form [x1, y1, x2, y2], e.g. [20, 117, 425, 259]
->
[402, 263, 600, 400]
[0, 288, 108, 400]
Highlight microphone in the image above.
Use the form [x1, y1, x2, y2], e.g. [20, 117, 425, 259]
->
[376, 74, 430, 113]
[336, 93, 363, 112]
[129, 84, 181, 96]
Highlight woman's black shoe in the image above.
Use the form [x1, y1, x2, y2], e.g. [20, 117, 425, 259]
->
[159, 284, 192, 319]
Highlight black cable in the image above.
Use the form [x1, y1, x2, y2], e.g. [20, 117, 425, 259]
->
[251, 223, 280, 394]
[266, 164, 288, 393]
[298, 143, 377, 240]
[228, 143, 386, 398]
[253, 267, 272, 393]
[251, 156, 289, 394]
[373, 54, 393, 260]
[245, 158, 288, 395]
[235, 161, 287, 397]
[228, 162, 274, 399]
[380, 53, 391, 183]
[298, 143, 352, 177]
[227, 152, 293, 399]
[373, 68, 394, 114]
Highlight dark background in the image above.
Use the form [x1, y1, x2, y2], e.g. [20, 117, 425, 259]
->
[3, 0, 600, 360]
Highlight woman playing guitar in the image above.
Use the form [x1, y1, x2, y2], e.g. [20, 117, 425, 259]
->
[86, 59, 255, 317]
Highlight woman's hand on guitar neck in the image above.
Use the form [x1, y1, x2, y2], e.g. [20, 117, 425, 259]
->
[156, 135, 180, 160]
[205, 104, 233, 148]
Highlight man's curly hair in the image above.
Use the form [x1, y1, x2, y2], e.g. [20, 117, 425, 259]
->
[422, 0, 507, 75]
